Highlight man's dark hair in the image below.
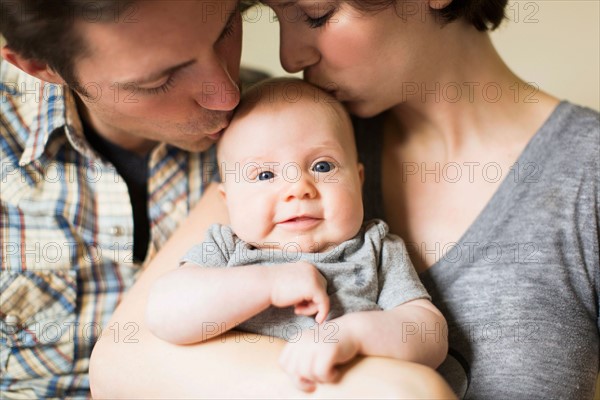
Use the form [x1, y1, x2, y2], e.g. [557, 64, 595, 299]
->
[352, 0, 508, 31]
[0, 0, 258, 91]
[0, 0, 135, 90]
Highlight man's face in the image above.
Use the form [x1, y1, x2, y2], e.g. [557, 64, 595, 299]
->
[73, 0, 242, 152]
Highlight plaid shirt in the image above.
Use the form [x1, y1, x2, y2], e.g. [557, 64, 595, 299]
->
[0, 61, 217, 398]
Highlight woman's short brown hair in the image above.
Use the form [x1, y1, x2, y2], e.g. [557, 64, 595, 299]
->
[351, 0, 508, 31]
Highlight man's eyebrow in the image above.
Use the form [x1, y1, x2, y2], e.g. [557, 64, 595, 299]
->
[120, 59, 196, 86]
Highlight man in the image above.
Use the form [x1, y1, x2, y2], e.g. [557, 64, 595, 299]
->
[1, 1, 454, 397]
[1, 1, 245, 397]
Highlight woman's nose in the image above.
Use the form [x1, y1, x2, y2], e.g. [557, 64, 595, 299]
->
[284, 175, 318, 201]
[279, 25, 320, 73]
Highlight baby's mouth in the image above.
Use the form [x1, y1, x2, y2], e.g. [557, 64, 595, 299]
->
[285, 216, 317, 222]
[277, 216, 323, 230]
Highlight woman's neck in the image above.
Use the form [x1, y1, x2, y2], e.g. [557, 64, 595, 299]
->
[391, 27, 558, 158]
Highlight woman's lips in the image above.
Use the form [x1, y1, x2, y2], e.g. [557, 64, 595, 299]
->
[277, 216, 323, 231]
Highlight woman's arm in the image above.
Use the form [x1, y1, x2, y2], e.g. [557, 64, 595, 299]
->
[89, 183, 456, 398]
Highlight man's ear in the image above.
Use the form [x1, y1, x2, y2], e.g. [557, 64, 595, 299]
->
[357, 163, 365, 187]
[429, 0, 452, 10]
[1, 46, 67, 85]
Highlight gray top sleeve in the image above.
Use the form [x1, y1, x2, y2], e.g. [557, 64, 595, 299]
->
[180, 224, 236, 267]
[376, 228, 432, 309]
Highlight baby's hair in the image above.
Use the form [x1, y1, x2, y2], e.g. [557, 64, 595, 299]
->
[233, 77, 352, 133]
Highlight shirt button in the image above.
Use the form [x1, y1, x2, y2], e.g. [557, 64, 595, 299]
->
[110, 226, 124, 236]
[161, 202, 174, 214]
[5, 314, 19, 333]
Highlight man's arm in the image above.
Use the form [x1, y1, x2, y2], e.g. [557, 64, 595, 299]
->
[89, 183, 456, 398]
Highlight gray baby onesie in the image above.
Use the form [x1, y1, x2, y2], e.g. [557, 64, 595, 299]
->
[181, 219, 431, 339]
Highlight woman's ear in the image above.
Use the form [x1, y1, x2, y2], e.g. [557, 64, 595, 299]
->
[429, 0, 452, 10]
[1, 46, 67, 85]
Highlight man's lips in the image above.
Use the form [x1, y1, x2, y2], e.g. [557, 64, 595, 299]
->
[207, 128, 225, 141]
[206, 115, 232, 141]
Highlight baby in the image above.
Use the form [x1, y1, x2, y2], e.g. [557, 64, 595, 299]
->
[147, 78, 448, 392]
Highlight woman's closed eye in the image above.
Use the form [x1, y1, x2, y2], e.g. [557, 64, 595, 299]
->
[304, 9, 334, 28]
[303, 8, 336, 29]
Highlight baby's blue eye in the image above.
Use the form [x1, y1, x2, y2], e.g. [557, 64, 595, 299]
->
[258, 171, 275, 181]
[312, 161, 334, 173]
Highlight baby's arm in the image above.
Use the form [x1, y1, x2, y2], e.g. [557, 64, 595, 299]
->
[332, 298, 447, 366]
[146, 261, 330, 344]
[279, 299, 447, 391]
[279, 226, 447, 391]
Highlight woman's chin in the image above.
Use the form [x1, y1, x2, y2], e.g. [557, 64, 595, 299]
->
[344, 100, 387, 119]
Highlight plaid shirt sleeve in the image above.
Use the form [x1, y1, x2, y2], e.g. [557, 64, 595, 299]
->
[1, 61, 217, 398]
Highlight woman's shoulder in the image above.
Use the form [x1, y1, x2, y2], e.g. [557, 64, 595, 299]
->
[549, 101, 599, 141]
[533, 101, 599, 164]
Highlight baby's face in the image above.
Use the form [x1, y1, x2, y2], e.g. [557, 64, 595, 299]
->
[219, 100, 364, 252]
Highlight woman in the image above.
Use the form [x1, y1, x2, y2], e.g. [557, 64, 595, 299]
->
[91, 0, 598, 398]
[262, 0, 598, 397]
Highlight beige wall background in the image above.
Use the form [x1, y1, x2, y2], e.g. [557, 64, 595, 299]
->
[242, 1, 600, 111]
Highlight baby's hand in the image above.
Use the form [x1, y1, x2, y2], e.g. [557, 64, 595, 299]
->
[269, 261, 330, 323]
[278, 323, 360, 392]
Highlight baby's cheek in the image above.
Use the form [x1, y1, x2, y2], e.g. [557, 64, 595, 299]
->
[328, 208, 361, 243]
[231, 203, 275, 244]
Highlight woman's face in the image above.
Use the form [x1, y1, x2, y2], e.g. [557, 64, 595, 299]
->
[262, 0, 449, 117]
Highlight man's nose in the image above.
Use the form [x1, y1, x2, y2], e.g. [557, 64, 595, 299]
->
[194, 57, 240, 111]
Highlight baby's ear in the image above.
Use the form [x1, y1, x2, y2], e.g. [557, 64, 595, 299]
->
[357, 163, 365, 186]
[218, 183, 226, 201]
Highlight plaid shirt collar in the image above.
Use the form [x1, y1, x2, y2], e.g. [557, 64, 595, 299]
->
[1, 61, 104, 167]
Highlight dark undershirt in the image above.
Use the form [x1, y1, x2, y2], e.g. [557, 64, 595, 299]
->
[352, 114, 385, 221]
[81, 119, 150, 263]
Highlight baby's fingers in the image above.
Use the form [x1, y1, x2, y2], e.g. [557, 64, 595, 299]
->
[313, 358, 341, 383]
[294, 376, 316, 392]
[294, 301, 319, 316]
[314, 294, 330, 324]
[279, 345, 317, 392]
